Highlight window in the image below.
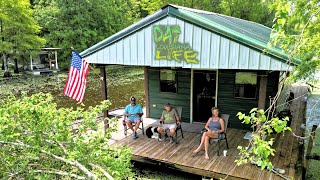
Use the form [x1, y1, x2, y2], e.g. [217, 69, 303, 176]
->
[234, 72, 257, 99]
[160, 69, 177, 93]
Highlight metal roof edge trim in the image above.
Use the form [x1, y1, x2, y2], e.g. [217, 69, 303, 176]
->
[169, 7, 299, 65]
[80, 8, 170, 57]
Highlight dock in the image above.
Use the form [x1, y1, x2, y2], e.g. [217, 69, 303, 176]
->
[109, 85, 308, 179]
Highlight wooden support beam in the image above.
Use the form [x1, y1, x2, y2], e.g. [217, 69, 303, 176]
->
[144, 67, 150, 118]
[258, 75, 268, 109]
[99, 65, 109, 132]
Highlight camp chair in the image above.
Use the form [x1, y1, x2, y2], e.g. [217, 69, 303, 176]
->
[200, 114, 229, 156]
[159, 107, 184, 144]
[174, 106, 184, 143]
[123, 115, 144, 136]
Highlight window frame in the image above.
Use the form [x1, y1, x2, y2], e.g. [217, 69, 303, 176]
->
[233, 72, 258, 100]
[159, 69, 178, 94]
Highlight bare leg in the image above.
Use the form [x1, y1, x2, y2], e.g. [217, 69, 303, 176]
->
[127, 121, 134, 131]
[157, 127, 165, 136]
[193, 132, 207, 153]
[204, 136, 210, 159]
[134, 119, 141, 132]
[169, 128, 175, 137]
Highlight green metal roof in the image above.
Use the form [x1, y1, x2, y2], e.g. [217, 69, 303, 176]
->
[80, 4, 298, 65]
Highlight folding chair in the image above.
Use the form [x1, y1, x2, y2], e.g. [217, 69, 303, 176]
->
[200, 114, 229, 155]
[123, 115, 144, 136]
[174, 106, 184, 143]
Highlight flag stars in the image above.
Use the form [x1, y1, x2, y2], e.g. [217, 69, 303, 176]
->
[71, 52, 82, 71]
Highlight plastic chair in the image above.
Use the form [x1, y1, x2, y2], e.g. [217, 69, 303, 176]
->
[123, 115, 144, 136]
[200, 114, 229, 155]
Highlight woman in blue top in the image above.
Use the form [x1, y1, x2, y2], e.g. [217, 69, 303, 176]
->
[193, 107, 225, 159]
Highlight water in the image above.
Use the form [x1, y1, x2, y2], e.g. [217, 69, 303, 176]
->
[0, 65, 145, 110]
[305, 84, 320, 180]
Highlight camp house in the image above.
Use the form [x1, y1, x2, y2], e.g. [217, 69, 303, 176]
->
[80, 5, 295, 129]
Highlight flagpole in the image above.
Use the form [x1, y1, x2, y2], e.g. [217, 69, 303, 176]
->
[69, 47, 109, 135]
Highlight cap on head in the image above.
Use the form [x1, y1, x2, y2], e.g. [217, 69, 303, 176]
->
[164, 103, 171, 107]
[130, 96, 136, 102]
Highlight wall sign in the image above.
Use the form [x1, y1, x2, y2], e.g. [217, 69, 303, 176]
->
[153, 25, 199, 64]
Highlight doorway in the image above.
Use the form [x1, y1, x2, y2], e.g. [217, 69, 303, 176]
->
[192, 70, 217, 123]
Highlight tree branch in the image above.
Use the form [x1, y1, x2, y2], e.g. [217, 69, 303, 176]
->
[33, 170, 85, 179]
[89, 163, 114, 180]
[0, 140, 97, 179]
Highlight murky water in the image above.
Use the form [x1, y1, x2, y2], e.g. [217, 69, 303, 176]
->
[0, 65, 145, 110]
[305, 85, 320, 180]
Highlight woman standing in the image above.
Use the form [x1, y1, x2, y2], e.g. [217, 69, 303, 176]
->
[193, 107, 225, 159]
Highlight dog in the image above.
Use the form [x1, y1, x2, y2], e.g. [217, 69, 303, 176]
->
[146, 126, 160, 139]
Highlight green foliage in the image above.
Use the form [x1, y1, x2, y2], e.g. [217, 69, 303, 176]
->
[33, 0, 133, 61]
[0, 0, 45, 62]
[270, 0, 320, 82]
[0, 92, 133, 179]
[128, 0, 274, 27]
[236, 108, 291, 170]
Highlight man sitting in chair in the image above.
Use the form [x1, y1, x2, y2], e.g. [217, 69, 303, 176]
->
[123, 97, 143, 139]
[157, 103, 180, 143]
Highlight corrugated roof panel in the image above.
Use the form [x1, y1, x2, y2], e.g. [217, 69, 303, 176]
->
[200, 29, 211, 68]
[229, 41, 240, 69]
[219, 37, 230, 69]
[209, 33, 220, 69]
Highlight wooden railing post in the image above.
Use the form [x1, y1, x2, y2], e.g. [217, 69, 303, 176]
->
[99, 65, 109, 133]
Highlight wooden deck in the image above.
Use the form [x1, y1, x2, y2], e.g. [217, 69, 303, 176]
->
[110, 84, 307, 179]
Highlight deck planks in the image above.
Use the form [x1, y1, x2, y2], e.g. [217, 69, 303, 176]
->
[112, 85, 307, 179]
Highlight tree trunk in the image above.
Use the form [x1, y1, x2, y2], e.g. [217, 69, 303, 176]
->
[2, 53, 12, 78]
[3, 53, 7, 71]
[14, 58, 19, 73]
[1, 59, 4, 70]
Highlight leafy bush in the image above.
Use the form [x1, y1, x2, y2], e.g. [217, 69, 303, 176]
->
[0, 92, 133, 179]
[236, 108, 291, 170]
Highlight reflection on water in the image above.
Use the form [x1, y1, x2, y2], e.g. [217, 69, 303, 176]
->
[0, 66, 145, 110]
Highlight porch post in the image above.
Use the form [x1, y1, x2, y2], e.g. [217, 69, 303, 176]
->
[144, 66, 150, 117]
[99, 65, 109, 132]
[190, 69, 194, 123]
[55, 50, 58, 69]
[258, 75, 268, 109]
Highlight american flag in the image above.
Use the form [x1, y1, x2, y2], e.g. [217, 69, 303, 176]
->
[64, 51, 90, 102]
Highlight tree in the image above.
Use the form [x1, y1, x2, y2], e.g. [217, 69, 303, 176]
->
[235, 0, 320, 172]
[270, 0, 320, 82]
[33, 0, 133, 62]
[0, 0, 45, 74]
[219, 0, 274, 27]
[128, 0, 274, 27]
[0, 92, 133, 179]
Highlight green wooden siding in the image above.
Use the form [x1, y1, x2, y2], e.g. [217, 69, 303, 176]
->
[217, 70, 279, 129]
[148, 68, 279, 128]
[148, 67, 191, 122]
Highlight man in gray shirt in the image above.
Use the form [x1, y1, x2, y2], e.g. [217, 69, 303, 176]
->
[157, 103, 180, 143]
